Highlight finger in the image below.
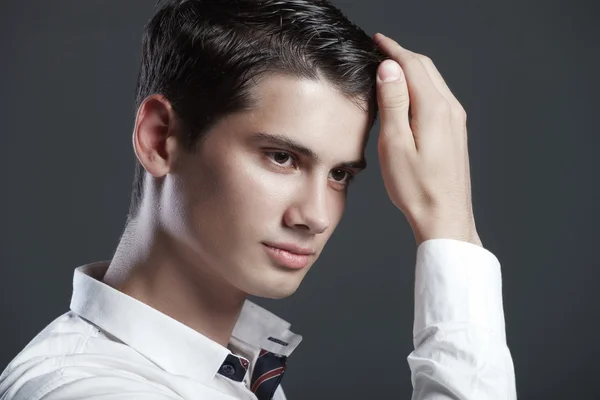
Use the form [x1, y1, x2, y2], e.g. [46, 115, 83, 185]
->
[375, 59, 414, 148]
[417, 55, 465, 116]
[373, 33, 447, 119]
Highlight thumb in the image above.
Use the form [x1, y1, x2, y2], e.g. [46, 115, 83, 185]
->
[376, 59, 412, 142]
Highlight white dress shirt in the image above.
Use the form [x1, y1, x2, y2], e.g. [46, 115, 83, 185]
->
[0, 239, 516, 399]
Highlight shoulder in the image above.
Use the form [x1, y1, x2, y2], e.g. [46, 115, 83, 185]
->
[4, 370, 181, 400]
[0, 312, 180, 400]
[42, 373, 181, 400]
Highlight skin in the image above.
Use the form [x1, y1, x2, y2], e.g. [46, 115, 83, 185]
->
[103, 74, 371, 347]
[373, 33, 481, 247]
[103, 33, 481, 348]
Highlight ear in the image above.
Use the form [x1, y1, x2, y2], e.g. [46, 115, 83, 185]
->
[132, 94, 180, 178]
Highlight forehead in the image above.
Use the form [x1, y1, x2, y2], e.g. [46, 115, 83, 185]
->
[237, 74, 372, 163]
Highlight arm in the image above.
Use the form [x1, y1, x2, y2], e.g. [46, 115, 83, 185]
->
[372, 33, 517, 398]
[408, 239, 516, 399]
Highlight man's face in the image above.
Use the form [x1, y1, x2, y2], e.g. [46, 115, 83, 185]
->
[168, 74, 371, 299]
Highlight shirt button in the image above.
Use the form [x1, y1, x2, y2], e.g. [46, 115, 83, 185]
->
[221, 363, 236, 376]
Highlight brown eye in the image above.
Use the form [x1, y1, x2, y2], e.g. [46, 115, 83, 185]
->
[265, 151, 296, 168]
[331, 169, 352, 183]
[331, 169, 349, 182]
[329, 169, 355, 187]
[272, 152, 291, 164]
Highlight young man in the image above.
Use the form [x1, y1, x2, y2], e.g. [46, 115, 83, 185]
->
[0, 0, 516, 399]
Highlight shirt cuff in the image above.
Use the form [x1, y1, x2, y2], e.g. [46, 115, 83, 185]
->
[413, 238, 506, 342]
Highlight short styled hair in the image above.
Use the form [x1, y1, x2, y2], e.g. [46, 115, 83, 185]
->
[127, 0, 385, 221]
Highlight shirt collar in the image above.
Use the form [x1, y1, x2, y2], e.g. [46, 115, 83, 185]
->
[69, 261, 302, 384]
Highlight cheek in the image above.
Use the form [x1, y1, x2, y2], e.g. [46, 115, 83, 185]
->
[327, 193, 347, 229]
[188, 152, 294, 228]
[231, 158, 298, 211]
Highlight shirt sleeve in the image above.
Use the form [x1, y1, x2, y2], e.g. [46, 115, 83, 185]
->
[407, 239, 517, 400]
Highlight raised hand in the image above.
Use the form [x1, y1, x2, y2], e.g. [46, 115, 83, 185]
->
[373, 33, 482, 247]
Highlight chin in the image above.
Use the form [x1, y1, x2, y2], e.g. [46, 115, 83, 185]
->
[244, 273, 303, 299]
[259, 286, 299, 300]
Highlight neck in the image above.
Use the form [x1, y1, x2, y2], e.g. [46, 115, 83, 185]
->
[102, 215, 247, 348]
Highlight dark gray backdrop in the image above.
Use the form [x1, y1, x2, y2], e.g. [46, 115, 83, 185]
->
[1, 0, 598, 399]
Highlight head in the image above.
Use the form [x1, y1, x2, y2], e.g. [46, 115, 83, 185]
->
[128, 0, 384, 299]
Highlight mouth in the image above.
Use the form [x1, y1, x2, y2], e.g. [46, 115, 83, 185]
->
[262, 243, 311, 269]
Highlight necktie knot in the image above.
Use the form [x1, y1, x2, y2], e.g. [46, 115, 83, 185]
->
[250, 349, 287, 400]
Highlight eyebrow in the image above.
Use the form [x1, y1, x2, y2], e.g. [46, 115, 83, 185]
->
[249, 131, 367, 171]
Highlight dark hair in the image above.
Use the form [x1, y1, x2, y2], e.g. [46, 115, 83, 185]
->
[127, 0, 385, 222]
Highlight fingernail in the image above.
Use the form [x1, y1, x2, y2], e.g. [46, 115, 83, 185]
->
[378, 60, 402, 82]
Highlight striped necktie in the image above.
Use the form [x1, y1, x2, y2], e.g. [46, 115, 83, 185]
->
[250, 349, 287, 400]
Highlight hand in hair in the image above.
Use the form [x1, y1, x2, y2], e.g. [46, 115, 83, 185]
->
[373, 33, 481, 248]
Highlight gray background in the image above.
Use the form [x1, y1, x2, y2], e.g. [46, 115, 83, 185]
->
[1, 0, 598, 399]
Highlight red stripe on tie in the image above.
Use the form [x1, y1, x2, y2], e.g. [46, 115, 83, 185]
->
[258, 349, 269, 358]
[251, 367, 285, 393]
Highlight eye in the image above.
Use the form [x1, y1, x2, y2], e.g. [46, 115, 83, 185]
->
[265, 151, 297, 168]
[265, 151, 355, 187]
[329, 169, 355, 186]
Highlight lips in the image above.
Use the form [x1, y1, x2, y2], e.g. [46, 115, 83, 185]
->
[262, 243, 312, 269]
[262, 242, 315, 255]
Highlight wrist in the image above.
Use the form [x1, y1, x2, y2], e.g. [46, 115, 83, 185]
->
[408, 212, 482, 247]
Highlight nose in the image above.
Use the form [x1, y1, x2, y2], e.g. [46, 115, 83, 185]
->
[283, 180, 330, 235]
